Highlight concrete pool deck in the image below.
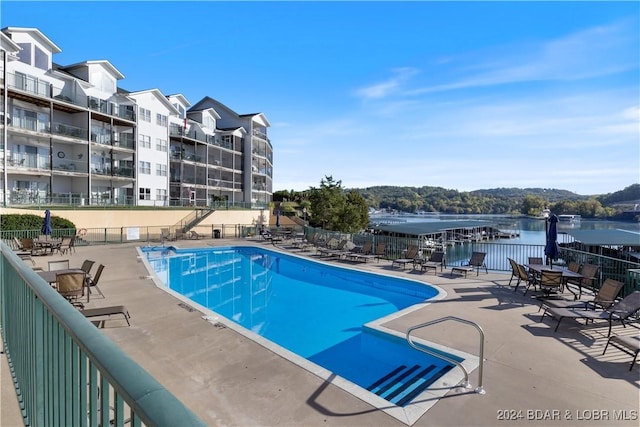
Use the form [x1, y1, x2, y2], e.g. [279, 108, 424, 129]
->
[3, 238, 639, 426]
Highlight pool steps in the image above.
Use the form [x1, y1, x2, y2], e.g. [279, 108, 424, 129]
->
[368, 364, 453, 406]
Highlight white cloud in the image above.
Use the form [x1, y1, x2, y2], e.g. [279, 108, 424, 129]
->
[354, 67, 420, 100]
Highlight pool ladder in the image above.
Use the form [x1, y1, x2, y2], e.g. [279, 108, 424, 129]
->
[406, 316, 486, 394]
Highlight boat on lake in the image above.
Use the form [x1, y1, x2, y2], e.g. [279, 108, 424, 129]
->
[557, 214, 581, 225]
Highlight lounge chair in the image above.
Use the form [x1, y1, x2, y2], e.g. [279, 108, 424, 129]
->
[539, 278, 624, 311]
[21, 238, 44, 256]
[352, 242, 386, 263]
[602, 333, 639, 371]
[11, 237, 35, 264]
[417, 251, 446, 274]
[160, 228, 174, 242]
[540, 290, 640, 336]
[324, 240, 353, 259]
[81, 305, 130, 327]
[317, 239, 349, 257]
[190, 230, 203, 239]
[391, 245, 419, 269]
[345, 241, 372, 262]
[451, 252, 487, 277]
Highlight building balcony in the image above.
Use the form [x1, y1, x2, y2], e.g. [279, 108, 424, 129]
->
[52, 122, 88, 140]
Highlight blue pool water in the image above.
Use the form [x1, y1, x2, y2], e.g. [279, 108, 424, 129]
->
[142, 246, 459, 407]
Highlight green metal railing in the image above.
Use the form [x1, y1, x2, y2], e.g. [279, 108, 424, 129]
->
[303, 226, 640, 296]
[0, 242, 206, 427]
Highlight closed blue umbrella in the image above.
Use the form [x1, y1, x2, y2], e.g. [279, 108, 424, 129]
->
[275, 210, 281, 228]
[41, 209, 52, 237]
[544, 214, 560, 267]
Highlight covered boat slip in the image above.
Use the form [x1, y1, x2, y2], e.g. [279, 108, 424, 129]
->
[563, 229, 640, 262]
[369, 220, 515, 249]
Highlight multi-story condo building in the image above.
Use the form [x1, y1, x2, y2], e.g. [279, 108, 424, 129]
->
[0, 26, 272, 208]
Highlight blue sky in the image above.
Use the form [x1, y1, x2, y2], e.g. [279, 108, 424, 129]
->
[2, 1, 638, 195]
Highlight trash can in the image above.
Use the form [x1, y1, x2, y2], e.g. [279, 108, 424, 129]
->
[213, 229, 221, 239]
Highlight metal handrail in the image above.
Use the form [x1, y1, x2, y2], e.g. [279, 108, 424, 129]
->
[0, 242, 206, 426]
[406, 316, 486, 394]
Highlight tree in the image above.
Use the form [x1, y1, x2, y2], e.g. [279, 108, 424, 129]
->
[307, 176, 370, 232]
[521, 195, 546, 216]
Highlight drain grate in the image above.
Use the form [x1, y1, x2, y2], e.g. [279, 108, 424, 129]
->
[178, 302, 196, 312]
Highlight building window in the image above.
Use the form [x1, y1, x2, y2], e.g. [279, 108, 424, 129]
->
[139, 161, 151, 174]
[139, 187, 151, 200]
[139, 108, 151, 122]
[17, 43, 32, 65]
[204, 116, 215, 129]
[156, 164, 167, 176]
[156, 113, 168, 127]
[155, 138, 167, 152]
[34, 46, 49, 70]
[139, 134, 151, 149]
[156, 189, 167, 201]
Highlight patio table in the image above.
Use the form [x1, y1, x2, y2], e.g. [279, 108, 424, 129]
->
[33, 238, 62, 255]
[524, 264, 584, 298]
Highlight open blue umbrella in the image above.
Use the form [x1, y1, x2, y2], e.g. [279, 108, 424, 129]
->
[544, 214, 560, 267]
[41, 209, 52, 237]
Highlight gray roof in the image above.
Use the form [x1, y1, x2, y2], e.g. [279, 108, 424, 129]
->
[371, 220, 497, 236]
[565, 229, 640, 247]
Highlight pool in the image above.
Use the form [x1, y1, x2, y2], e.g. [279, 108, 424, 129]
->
[140, 245, 478, 424]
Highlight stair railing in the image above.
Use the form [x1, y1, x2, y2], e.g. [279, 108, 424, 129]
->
[406, 316, 486, 394]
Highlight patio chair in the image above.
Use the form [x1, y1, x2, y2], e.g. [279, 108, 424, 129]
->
[513, 262, 538, 294]
[80, 259, 95, 276]
[391, 245, 419, 269]
[451, 252, 487, 277]
[567, 261, 580, 273]
[535, 270, 563, 297]
[48, 259, 70, 271]
[539, 278, 624, 311]
[58, 236, 74, 255]
[86, 264, 105, 300]
[528, 257, 543, 265]
[566, 263, 599, 299]
[507, 258, 519, 286]
[418, 251, 446, 274]
[540, 290, 640, 336]
[602, 333, 639, 371]
[56, 271, 85, 309]
[81, 305, 130, 327]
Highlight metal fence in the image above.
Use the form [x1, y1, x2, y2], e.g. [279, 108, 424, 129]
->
[303, 226, 640, 297]
[0, 242, 206, 427]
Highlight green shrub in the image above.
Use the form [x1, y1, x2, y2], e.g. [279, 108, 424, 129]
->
[1, 213, 76, 235]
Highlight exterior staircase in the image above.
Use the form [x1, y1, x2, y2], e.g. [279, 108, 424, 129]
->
[172, 208, 215, 235]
